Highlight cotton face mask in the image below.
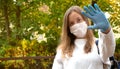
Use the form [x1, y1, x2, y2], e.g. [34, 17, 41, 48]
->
[70, 21, 88, 38]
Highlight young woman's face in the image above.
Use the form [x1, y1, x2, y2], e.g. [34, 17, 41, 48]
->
[69, 11, 84, 27]
[68, 11, 88, 38]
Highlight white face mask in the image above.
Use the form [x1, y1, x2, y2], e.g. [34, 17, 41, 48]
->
[70, 21, 87, 38]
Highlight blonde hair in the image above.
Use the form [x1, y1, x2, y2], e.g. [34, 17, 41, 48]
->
[57, 6, 94, 58]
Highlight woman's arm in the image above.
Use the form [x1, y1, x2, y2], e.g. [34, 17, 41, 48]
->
[81, 3, 116, 64]
[98, 28, 116, 63]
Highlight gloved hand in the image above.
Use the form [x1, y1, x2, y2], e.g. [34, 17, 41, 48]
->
[81, 4, 110, 32]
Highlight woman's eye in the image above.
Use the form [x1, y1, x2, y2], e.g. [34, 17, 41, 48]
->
[69, 22, 74, 26]
[77, 18, 81, 23]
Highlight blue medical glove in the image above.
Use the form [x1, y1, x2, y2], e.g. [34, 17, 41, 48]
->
[81, 4, 110, 32]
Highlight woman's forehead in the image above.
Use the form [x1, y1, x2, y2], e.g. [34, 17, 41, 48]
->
[69, 12, 83, 21]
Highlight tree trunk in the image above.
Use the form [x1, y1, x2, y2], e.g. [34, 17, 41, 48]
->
[16, 5, 21, 40]
[3, 5, 11, 41]
[92, 0, 98, 7]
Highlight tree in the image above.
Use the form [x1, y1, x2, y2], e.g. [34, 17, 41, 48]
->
[0, 0, 13, 42]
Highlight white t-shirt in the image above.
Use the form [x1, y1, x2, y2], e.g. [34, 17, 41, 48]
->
[52, 29, 115, 69]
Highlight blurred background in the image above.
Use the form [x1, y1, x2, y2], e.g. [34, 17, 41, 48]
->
[0, 0, 120, 69]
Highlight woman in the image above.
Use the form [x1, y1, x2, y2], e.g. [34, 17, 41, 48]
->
[52, 4, 116, 69]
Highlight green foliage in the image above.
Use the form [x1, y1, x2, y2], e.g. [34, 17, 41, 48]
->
[116, 38, 120, 52]
[115, 38, 120, 61]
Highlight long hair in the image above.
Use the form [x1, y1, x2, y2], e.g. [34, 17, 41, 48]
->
[57, 6, 94, 58]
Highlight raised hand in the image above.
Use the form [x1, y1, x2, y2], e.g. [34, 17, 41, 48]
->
[82, 4, 110, 32]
